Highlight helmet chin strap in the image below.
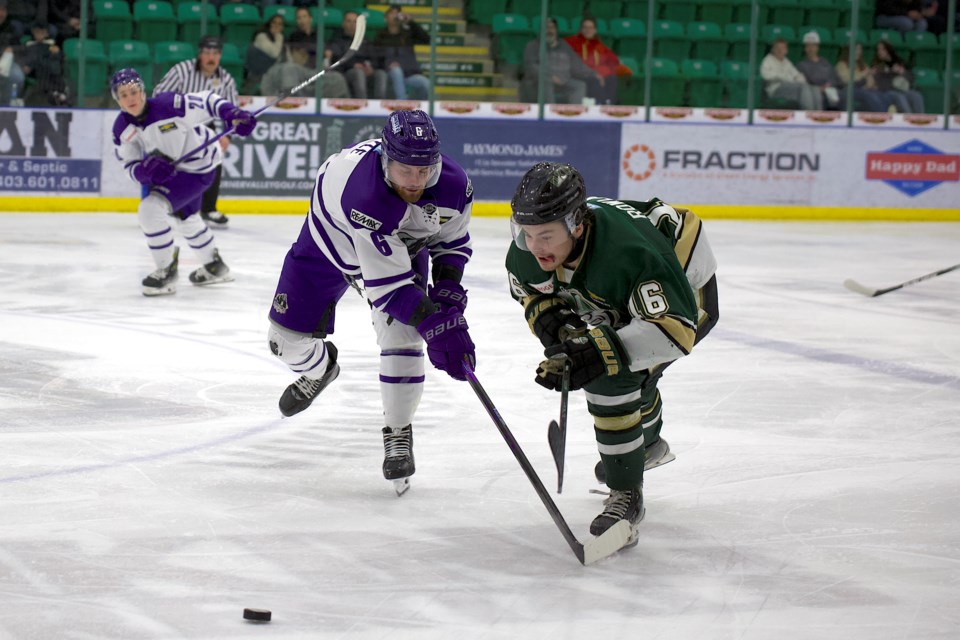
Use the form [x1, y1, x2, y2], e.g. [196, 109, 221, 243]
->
[562, 222, 588, 267]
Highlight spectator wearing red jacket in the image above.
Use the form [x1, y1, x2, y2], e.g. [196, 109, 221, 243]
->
[564, 17, 630, 105]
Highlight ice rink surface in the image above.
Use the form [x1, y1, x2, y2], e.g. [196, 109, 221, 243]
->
[1, 212, 958, 640]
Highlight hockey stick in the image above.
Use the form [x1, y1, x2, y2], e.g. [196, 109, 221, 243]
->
[547, 357, 571, 494]
[174, 14, 368, 166]
[843, 262, 960, 297]
[461, 362, 633, 566]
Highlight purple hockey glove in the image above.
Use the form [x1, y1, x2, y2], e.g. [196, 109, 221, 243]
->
[416, 308, 476, 381]
[219, 104, 257, 137]
[428, 280, 468, 314]
[133, 154, 176, 186]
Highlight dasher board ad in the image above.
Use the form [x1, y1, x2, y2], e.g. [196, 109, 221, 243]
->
[618, 124, 960, 208]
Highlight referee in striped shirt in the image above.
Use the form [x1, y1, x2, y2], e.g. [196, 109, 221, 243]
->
[154, 36, 238, 228]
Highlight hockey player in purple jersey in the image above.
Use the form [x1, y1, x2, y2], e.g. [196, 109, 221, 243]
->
[267, 109, 475, 495]
[110, 68, 257, 296]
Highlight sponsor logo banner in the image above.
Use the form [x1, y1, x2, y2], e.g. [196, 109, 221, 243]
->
[865, 139, 960, 197]
[0, 109, 103, 193]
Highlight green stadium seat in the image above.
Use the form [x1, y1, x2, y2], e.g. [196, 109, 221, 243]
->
[725, 23, 756, 63]
[683, 59, 722, 107]
[328, 0, 356, 10]
[589, 0, 624, 21]
[767, 0, 805, 31]
[492, 13, 533, 67]
[834, 27, 867, 47]
[219, 42, 244, 83]
[839, 0, 875, 32]
[732, 0, 769, 25]
[688, 21, 726, 61]
[609, 17, 646, 53]
[699, 0, 734, 25]
[651, 20, 688, 63]
[869, 29, 903, 47]
[720, 59, 751, 108]
[177, 2, 219, 44]
[913, 68, 943, 114]
[648, 57, 684, 106]
[134, 1, 178, 46]
[661, 1, 696, 24]
[805, 0, 843, 29]
[63, 38, 108, 99]
[903, 32, 944, 70]
[153, 40, 195, 80]
[550, 0, 584, 21]
[361, 9, 387, 39]
[616, 55, 643, 105]
[93, 0, 133, 43]
[109, 40, 154, 91]
[219, 3, 261, 46]
[510, 0, 541, 19]
[762, 24, 796, 52]
[468, 0, 507, 26]
[313, 7, 342, 41]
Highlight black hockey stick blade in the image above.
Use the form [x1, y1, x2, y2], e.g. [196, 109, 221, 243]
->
[547, 358, 571, 493]
[462, 362, 634, 565]
[843, 262, 960, 297]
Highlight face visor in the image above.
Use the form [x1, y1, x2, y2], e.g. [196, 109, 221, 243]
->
[381, 152, 442, 193]
[510, 209, 581, 251]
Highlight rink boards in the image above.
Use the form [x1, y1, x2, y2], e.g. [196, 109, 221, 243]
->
[1, 104, 958, 220]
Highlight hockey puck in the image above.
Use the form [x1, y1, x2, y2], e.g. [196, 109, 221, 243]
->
[243, 608, 272, 622]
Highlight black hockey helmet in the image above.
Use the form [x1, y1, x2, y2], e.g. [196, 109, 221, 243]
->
[510, 162, 587, 228]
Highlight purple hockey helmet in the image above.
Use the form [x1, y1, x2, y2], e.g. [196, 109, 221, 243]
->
[381, 110, 440, 166]
[111, 68, 145, 100]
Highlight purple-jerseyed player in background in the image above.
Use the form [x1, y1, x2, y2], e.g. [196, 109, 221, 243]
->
[111, 68, 257, 296]
[267, 109, 476, 495]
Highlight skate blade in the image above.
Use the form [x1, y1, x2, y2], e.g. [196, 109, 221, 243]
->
[646, 451, 676, 471]
[191, 274, 235, 286]
[582, 507, 645, 565]
[392, 478, 410, 496]
[142, 285, 176, 296]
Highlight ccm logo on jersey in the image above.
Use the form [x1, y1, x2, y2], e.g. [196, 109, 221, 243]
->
[350, 209, 382, 231]
[158, 123, 178, 133]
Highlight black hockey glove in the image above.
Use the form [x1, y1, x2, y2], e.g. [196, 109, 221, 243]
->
[524, 295, 587, 348]
[535, 326, 628, 391]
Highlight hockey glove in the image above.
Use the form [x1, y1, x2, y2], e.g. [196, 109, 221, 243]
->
[219, 104, 257, 137]
[416, 308, 476, 382]
[133, 154, 176, 186]
[524, 295, 587, 348]
[535, 326, 628, 391]
[428, 280, 468, 314]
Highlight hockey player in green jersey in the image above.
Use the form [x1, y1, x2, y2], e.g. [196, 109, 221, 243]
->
[505, 162, 719, 541]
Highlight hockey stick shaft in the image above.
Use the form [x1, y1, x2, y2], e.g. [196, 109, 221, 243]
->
[844, 262, 960, 297]
[547, 358, 571, 494]
[462, 362, 585, 564]
[174, 15, 367, 166]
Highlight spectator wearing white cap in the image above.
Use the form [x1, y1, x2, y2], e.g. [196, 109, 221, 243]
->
[796, 31, 844, 110]
[760, 37, 823, 111]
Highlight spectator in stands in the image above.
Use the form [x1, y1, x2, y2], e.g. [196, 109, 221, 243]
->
[871, 39, 925, 112]
[49, 0, 85, 46]
[20, 21, 69, 106]
[261, 40, 349, 99]
[759, 37, 823, 111]
[564, 16, 629, 105]
[0, 0, 27, 106]
[520, 17, 595, 104]
[796, 31, 844, 110]
[245, 14, 287, 94]
[3, 0, 44, 40]
[875, 0, 928, 33]
[835, 43, 893, 112]
[327, 9, 387, 100]
[287, 6, 318, 67]
[373, 4, 431, 100]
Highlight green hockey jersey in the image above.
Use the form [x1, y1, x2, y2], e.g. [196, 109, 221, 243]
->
[505, 196, 717, 371]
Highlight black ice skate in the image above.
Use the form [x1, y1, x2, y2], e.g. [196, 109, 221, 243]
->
[201, 210, 229, 228]
[594, 438, 675, 484]
[382, 424, 414, 496]
[189, 249, 235, 285]
[142, 247, 179, 296]
[589, 486, 645, 542]
[278, 344, 340, 417]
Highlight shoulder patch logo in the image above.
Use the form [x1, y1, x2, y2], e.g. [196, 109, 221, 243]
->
[465, 178, 473, 198]
[272, 293, 288, 314]
[422, 203, 438, 224]
[158, 122, 178, 133]
[508, 273, 526, 298]
[350, 209, 382, 231]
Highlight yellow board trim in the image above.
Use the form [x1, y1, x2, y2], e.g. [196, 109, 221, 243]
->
[2, 197, 959, 220]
